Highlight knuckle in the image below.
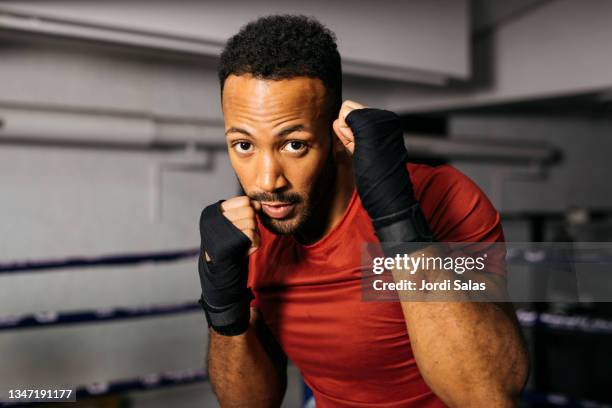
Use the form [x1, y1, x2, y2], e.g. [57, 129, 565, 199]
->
[222, 209, 236, 222]
[221, 196, 249, 211]
[220, 198, 232, 211]
[235, 219, 256, 230]
[234, 207, 254, 220]
[242, 229, 255, 241]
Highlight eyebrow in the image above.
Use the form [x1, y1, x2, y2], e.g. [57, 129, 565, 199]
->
[225, 124, 306, 137]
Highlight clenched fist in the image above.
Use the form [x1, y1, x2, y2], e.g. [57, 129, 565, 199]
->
[198, 197, 261, 336]
[204, 197, 261, 261]
[332, 99, 366, 155]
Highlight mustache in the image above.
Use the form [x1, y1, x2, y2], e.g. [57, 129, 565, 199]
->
[248, 191, 303, 205]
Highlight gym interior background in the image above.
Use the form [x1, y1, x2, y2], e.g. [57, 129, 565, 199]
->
[1, 1, 611, 407]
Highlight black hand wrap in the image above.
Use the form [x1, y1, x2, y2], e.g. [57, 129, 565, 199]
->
[198, 200, 253, 336]
[345, 108, 435, 245]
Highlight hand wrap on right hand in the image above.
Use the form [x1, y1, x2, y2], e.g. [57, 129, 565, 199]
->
[198, 200, 253, 336]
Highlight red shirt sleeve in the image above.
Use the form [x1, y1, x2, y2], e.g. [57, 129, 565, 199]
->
[409, 163, 504, 243]
[409, 163, 506, 276]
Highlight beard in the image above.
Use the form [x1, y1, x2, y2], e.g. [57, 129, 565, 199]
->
[248, 190, 310, 235]
[246, 146, 337, 236]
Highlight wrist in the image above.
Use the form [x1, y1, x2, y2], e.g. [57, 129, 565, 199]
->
[199, 289, 253, 336]
[374, 203, 435, 245]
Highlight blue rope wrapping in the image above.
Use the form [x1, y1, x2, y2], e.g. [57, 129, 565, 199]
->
[0, 301, 201, 331]
[1, 302, 611, 334]
[2, 246, 610, 276]
[517, 310, 612, 335]
[0, 248, 199, 274]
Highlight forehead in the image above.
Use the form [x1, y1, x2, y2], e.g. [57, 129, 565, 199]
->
[222, 74, 328, 121]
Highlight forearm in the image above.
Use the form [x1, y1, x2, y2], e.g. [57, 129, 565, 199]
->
[396, 254, 528, 408]
[208, 313, 286, 407]
[403, 300, 527, 406]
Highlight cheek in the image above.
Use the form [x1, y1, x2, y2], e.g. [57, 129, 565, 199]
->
[228, 151, 255, 188]
[282, 149, 329, 194]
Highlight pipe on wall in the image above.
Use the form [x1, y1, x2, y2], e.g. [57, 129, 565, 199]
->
[0, 102, 558, 163]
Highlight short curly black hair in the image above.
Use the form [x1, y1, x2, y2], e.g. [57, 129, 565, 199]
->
[218, 14, 342, 120]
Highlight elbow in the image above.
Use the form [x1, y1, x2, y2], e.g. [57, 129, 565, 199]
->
[507, 349, 530, 406]
[494, 327, 531, 406]
[448, 354, 530, 408]
[454, 381, 527, 408]
[482, 350, 531, 408]
[460, 391, 520, 408]
[510, 331, 530, 391]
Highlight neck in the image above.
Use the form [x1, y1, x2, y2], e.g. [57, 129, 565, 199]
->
[295, 151, 354, 245]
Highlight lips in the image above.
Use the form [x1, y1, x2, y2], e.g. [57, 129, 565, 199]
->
[261, 202, 295, 219]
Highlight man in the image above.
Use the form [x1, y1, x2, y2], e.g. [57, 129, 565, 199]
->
[198, 15, 528, 407]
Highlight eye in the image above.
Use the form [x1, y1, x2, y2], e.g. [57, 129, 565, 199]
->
[284, 140, 307, 153]
[233, 141, 253, 154]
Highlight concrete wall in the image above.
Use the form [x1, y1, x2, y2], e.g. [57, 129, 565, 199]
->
[0, 0, 470, 83]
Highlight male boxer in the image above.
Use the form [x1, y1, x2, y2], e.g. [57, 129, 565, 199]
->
[198, 15, 528, 407]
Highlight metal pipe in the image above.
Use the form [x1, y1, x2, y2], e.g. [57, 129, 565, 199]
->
[0, 104, 224, 148]
[405, 134, 558, 163]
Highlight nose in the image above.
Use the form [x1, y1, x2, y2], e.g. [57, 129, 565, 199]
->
[255, 151, 288, 192]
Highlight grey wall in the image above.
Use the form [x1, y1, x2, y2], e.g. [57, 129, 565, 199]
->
[0, 0, 470, 83]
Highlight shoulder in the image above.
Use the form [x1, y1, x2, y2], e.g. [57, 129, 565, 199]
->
[407, 163, 504, 243]
[407, 162, 476, 193]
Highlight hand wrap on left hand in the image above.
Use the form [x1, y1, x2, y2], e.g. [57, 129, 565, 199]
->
[345, 108, 435, 244]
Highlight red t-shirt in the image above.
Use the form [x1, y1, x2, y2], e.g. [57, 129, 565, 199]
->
[248, 163, 505, 407]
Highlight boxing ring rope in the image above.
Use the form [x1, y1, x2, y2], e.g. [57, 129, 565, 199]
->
[2, 245, 610, 275]
[0, 248, 199, 274]
[1, 300, 611, 335]
[517, 310, 612, 335]
[1, 248, 611, 407]
[0, 301, 201, 331]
